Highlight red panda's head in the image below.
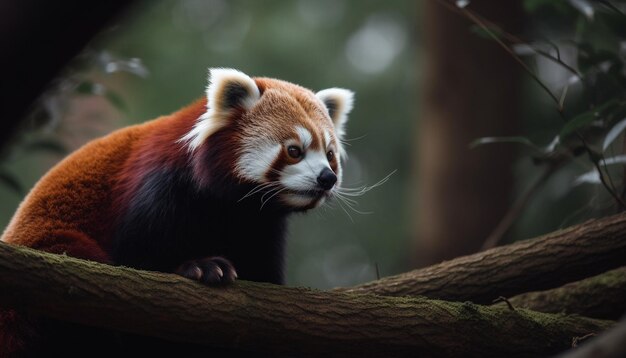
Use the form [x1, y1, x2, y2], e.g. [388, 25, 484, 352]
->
[181, 68, 354, 211]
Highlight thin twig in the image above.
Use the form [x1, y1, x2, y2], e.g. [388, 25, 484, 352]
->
[435, 0, 562, 109]
[497, 32, 581, 79]
[439, 0, 626, 212]
[492, 296, 515, 311]
[571, 333, 596, 348]
[592, 154, 626, 210]
[561, 109, 625, 210]
[532, 47, 581, 79]
[559, 106, 626, 210]
[481, 162, 560, 250]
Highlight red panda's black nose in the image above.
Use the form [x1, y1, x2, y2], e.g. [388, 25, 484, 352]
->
[317, 168, 337, 190]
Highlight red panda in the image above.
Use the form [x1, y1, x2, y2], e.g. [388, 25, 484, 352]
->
[0, 68, 354, 355]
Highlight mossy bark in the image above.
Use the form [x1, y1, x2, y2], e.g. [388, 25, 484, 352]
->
[0, 242, 615, 358]
[338, 212, 626, 304]
[506, 267, 626, 320]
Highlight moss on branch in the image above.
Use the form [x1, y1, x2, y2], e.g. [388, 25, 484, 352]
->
[0, 242, 615, 357]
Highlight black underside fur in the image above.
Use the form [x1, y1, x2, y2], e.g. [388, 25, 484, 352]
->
[112, 166, 289, 285]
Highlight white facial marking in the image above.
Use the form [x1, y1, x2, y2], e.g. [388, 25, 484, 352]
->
[281, 149, 330, 191]
[281, 194, 325, 208]
[324, 129, 332, 148]
[236, 141, 281, 182]
[295, 125, 313, 149]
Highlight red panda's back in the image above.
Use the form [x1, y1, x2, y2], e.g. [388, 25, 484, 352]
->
[0, 122, 149, 262]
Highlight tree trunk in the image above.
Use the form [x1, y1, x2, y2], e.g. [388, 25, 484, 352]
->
[0, 242, 614, 358]
[339, 213, 626, 303]
[507, 267, 626, 321]
[413, 0, 524, 266]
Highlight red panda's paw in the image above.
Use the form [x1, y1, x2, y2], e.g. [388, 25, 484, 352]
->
[175, 256, 238, 286]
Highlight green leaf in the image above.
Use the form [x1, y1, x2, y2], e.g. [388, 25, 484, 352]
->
[602, 118, 626, 152]
[603, 154, 626, 165]
[573, 169, 600, 186]
[560, 112, 597, 139]
[0, 170, 24, 195]
[560, 99, 621, 138]
[469, 25, 506, 41]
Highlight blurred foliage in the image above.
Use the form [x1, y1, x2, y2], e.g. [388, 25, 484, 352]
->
[3, 0, 623, 289]
[0, 0, 418, 289]
[471, 0, 626, 239]
[5, 0, 625, 290]
[0, 49, 148, 260]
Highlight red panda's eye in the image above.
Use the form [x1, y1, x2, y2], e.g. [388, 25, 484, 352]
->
[287, 146, 303, 159]
[326, 150, 334, 161]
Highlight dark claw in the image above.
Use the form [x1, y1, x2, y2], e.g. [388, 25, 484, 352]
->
[176, 256, 237, 286]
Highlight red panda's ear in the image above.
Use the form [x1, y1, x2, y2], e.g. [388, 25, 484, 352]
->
[182, 69, 260, 150]
[207, 68, 261, 113]
[315, 88, 354, 140]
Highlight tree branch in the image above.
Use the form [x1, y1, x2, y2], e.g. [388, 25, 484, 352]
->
[507, 267, 626, 321]
[338, 212, 626, 303]
[0, 242, 614, 357]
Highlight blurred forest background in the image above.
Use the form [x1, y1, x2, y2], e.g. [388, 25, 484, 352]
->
[1, 0, 625, 289]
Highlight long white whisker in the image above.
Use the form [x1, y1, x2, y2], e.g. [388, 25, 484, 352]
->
[322, 169, 396, 218]
[336, 169, 397, 197]
[341, 134, 368, 143]
[261, 187, 288, 210]
[261, 185, 281, 203]
[239, 181, 281, 202]
[340, 134, 368, 148]
[240, 182, 277, 199]
[334, 192, 372, 215]
[333, 192, 354, 222]
[333, 191, 359, 206]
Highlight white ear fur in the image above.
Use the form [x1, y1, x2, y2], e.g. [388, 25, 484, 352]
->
[315, 88, 354, 140]
[182, 68, 260, 151]
[207, 68, 261, 112]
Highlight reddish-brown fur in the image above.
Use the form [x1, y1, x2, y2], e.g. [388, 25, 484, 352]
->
[252, 78, 333, 151]
[0, 76, 345, 356]
[2, 98, 205, 259]
[2, 78, 336, 255]
[113, 98, 205, 217]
